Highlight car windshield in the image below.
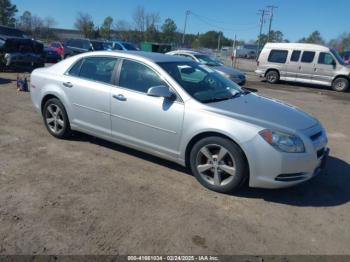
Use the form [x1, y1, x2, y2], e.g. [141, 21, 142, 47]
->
[122, 42, 138, 51]
[158, 61, 244, 103]
[194, 54, 221, 66]
[91, 41, 105, 51]
[103, 42, 113, 50]
[331, 48, 345, 65]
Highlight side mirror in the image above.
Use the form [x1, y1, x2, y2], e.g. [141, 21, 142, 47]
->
[147, 85, 174, 99]
[331, 60, 336, 67]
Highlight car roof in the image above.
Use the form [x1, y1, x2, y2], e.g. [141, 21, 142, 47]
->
[168, 50, 203, 55]
[264, 42, 330, 52]
[64, 50, 191, 63]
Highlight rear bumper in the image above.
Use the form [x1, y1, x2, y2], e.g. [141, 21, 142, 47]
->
[255, 69, 265, 77]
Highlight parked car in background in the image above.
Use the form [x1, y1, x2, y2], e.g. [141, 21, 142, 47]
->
[107, 41, 139, 51]
[0, 25, 29, 39]
[63, 39, 107, 58]
[341, 51, 350, 65]
[0, 25, 44, 70]
[234, 44, 258, 59]
[0, 37, 44, 70]
[256, 43, 349, 92]
[30, 51, 329, 192]
[166, 50, 246, 85]
[49, 42, 64, 57]
[42, 46, 61, 63]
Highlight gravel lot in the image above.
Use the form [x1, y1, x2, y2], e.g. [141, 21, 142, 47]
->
[0, 68, 350, 255]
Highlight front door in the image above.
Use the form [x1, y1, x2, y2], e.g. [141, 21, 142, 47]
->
[313, 52, 337, 85]
[110, 59, 184, 158]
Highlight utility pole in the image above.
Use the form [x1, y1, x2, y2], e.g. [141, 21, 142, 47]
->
[217, 32, 221, 51]
[257, 9, 266, 57]
[182, 10, 190, 46]
[231, 34, 236, 68]
[267, 5, 278, 42]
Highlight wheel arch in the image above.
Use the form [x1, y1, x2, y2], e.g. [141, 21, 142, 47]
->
[264, 68, 280, 77]
[332, 74, 350, 83]
[184, 131, 250, 178]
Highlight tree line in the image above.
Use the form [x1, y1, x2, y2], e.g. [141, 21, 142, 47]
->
[1, 0, 350, 52]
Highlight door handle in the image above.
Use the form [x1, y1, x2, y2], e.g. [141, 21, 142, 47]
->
[63, 82, 73, 88]
[298, 66, 301, 70]
[112, 94, 127, 101]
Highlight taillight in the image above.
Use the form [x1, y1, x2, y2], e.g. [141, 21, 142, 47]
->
[256, 60, 260, 66]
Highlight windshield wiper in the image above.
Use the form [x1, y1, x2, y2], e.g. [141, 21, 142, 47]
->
[202, 91, 242, 103]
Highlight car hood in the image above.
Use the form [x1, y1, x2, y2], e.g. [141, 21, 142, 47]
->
[204, 93, 318, 131]
[210, 64, 244, 77]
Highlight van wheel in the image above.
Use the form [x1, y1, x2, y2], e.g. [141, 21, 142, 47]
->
[332, 77, 349, 92]
[189, 136, 248, 193]
[266, 70, 279, 84]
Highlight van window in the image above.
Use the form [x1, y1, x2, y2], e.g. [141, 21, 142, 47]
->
[290, 50, 301, 62]
[268, 50, 288, 63]
[318, 52, 334, 65]
[301, 51, 315, 63]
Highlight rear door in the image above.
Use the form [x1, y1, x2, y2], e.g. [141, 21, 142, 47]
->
[296, 51, 316, 83]
[61, 56, 118, 137]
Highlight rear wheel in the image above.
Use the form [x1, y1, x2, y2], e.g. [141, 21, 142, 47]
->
[43, 98, 71, 139]
[265, 70, 280, 84]
[189, 136, 248, 193]
[332, 77, 349, 92]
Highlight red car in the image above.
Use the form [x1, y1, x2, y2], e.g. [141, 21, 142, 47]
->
[48, 42, 64, 57]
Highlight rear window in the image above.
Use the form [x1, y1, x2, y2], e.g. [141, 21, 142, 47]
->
[301, 51, 315, 63]
[290, 50, 301, 62]
[68, 59, 83, 76]
[268, 50, 288, 63]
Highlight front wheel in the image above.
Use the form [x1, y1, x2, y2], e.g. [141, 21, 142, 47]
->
[189, 136, 248, 193]
[43, 98, 71, 139]
[332, 77, 349, 92]
[265, 70, 280, 84]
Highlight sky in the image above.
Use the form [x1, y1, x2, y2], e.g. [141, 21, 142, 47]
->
[12, 0, 350, 42]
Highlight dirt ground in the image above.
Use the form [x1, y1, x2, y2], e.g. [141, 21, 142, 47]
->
[0, 70, 350, 255]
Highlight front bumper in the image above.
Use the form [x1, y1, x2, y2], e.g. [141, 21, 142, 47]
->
[243, 125, 329, 189]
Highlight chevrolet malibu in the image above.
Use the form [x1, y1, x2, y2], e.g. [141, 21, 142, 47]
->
[30, 51, 329, 193]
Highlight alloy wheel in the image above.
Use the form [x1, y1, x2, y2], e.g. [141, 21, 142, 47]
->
[45, 104, 65, 134]
[196, 144, 236, 186]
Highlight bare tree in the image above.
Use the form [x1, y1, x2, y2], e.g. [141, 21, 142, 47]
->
[74, 12, 94, 38]
[44, 16, 56, 29]
[100, 16, 113, 39]
[133, 5, 146, 32]
[145, 12, 160, 30]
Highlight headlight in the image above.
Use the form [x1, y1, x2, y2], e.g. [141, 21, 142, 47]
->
[259, 129, 305, 153]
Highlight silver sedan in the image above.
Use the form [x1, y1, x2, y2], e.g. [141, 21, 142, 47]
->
[30, 51, 329, 193]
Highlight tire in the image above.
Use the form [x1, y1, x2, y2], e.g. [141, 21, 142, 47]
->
[265, 70, 280, 84]
[332, 77, 349, 92]
[43, 98, 71, 139]
[189, 136, 248, 193]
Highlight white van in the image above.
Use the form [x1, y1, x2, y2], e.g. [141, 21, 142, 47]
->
[255, 43, 349, 92]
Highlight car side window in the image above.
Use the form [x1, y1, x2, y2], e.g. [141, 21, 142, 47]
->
[68, 59, 83, 76]
[301, 51, 315, 63]
[268, 50, 288, 63]
[290, 50, 301, 62]
[318, 52, 334, 65]
[118, 60, 168, 93]
[78, 57, 117, 84]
